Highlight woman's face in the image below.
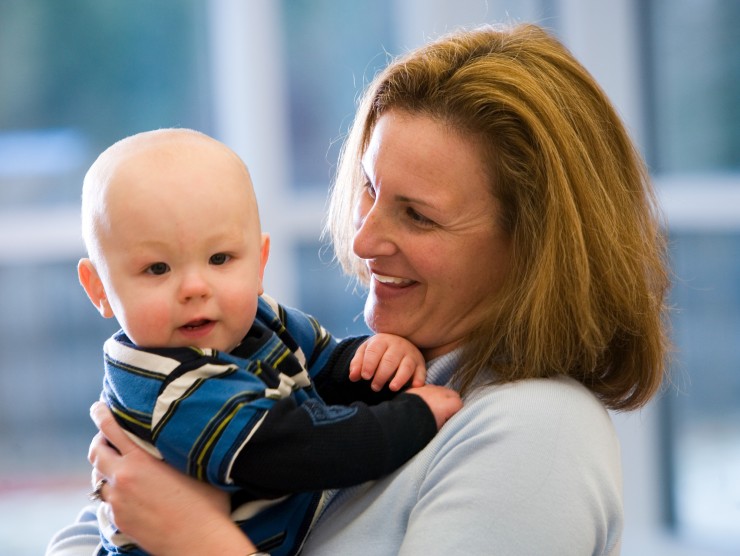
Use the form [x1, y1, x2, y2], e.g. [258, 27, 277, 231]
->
[353, 110, 511, 360]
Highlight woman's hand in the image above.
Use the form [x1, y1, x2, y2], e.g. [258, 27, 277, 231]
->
[89, 402, 258, 556]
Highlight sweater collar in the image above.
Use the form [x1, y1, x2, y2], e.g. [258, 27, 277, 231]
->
[425, 349, 462, 387]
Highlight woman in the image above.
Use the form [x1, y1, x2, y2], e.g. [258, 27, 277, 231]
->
[48, 23, 669, 555]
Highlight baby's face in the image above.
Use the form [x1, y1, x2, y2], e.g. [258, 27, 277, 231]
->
[89, 133, 267, 352]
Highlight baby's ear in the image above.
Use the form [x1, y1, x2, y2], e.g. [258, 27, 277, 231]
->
[77, 259, 114, 318]
[257, 233, 270, 295]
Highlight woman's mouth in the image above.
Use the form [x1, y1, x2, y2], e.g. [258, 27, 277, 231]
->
[372, 273, 415, 287]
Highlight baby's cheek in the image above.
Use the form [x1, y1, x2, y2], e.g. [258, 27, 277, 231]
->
[125, 300, 173, 346]
[232, 295, 259, 331]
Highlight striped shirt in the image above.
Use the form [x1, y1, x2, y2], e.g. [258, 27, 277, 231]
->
[98, 295, 436, 556]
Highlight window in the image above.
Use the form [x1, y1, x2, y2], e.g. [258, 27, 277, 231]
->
[643, 0, 740, 550]
[281, 0, 396, 190]
[7, 2, 730, 554]
[0, 1, 212, 552]
[664, 231, 740, 545]
[643, 0, 740, 174]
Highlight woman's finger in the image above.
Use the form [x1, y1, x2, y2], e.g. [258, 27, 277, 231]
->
[88, 431, 115, 464]
[91, 464, 104, 490]
[88, 431, 125, 482]
[90, 401, 138, 455]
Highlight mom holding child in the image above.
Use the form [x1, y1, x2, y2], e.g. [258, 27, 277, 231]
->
[49, 23, 669, 555]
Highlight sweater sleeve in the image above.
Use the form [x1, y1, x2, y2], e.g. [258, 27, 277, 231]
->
[44, 505, 102, 556]
[228, 390, 437, 498]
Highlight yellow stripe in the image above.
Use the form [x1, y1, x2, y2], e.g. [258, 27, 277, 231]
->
[106, 357, 165, 381]
[111, 405, 151, 431]
[194, 401, 246, 480]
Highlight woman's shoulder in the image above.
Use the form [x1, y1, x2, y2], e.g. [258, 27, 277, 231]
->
[417, 376, 622, 552]
[430, 352, 611, 430]
[305, 376, 623, 555]
[464, 375, 612, 429]
[472, 376, 610, 422]
[433, 375, 619, 470]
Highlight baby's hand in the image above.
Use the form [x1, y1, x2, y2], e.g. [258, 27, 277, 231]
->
[349, 333, 426, 392]
[405, 384, 463, 430]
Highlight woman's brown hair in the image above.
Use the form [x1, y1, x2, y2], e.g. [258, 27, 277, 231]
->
[328, 23, 670, 411]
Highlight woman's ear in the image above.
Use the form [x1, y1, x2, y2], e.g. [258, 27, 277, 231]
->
[78, 259, 114, 318]
[257, 233, 270, 296]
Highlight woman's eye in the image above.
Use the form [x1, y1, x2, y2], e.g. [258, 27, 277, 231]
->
[210, 253, 231, 265]
[407, 207, 436, 227]
[146, 262, 170, 275]
[363, 181, 377, 199]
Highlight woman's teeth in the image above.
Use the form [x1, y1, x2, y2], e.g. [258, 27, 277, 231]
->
[373, 273, 413, 286]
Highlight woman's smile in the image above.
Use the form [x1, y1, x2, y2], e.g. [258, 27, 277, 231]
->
[353, 110, 511, 359]
[371, 272, 416, 287]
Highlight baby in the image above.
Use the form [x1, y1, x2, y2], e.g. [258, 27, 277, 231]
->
[77, 128, 461, 555]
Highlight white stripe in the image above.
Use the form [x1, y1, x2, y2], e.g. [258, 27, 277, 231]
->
[104, 337, 181, 376]
[225, 411, 269, 485]
[260, 292, 281, 315]
[231, 494, 291, 521]
[152, 362, 238, 427]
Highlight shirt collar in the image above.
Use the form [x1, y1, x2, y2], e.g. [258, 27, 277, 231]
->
[425, 349, 461, 387]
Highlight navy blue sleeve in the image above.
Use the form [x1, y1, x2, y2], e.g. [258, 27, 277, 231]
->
[312, 336, 413, 405]
[228, 391, 437, 498]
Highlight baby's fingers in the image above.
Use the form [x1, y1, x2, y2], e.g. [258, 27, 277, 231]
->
[410, 360, 427, 388]
[348, 342, 369, 382]
[387, 356, 421, 391]
[372, 351, 410, 391]
[358, 339, 390, 381]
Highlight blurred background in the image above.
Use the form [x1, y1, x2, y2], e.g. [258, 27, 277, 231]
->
[0, 0, 738, 554]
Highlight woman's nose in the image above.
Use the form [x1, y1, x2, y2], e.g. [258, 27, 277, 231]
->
[352, 198, 396, 259]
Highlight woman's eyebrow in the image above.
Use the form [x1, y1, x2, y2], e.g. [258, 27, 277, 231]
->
[360, 164, 437, 209]
[360, 163, 377, 186]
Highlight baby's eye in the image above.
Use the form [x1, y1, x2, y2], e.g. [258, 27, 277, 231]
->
[146, 262, 170, 275]
[210, 253, 231, 265]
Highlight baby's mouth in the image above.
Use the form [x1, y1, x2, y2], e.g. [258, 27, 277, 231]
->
[181, 319, 213, 330]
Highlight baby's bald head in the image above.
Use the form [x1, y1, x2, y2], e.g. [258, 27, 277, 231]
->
[81, 128, 260, 266]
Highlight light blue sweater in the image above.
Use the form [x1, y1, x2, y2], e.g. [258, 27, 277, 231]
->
[302, 351, 623, 555]
[46, 351, 623, 555]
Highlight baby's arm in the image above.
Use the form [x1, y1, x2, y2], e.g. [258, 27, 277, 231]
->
[348, 333, 426, 392]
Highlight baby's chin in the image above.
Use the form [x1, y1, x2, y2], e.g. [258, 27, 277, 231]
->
[134, 336, 237, 353]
